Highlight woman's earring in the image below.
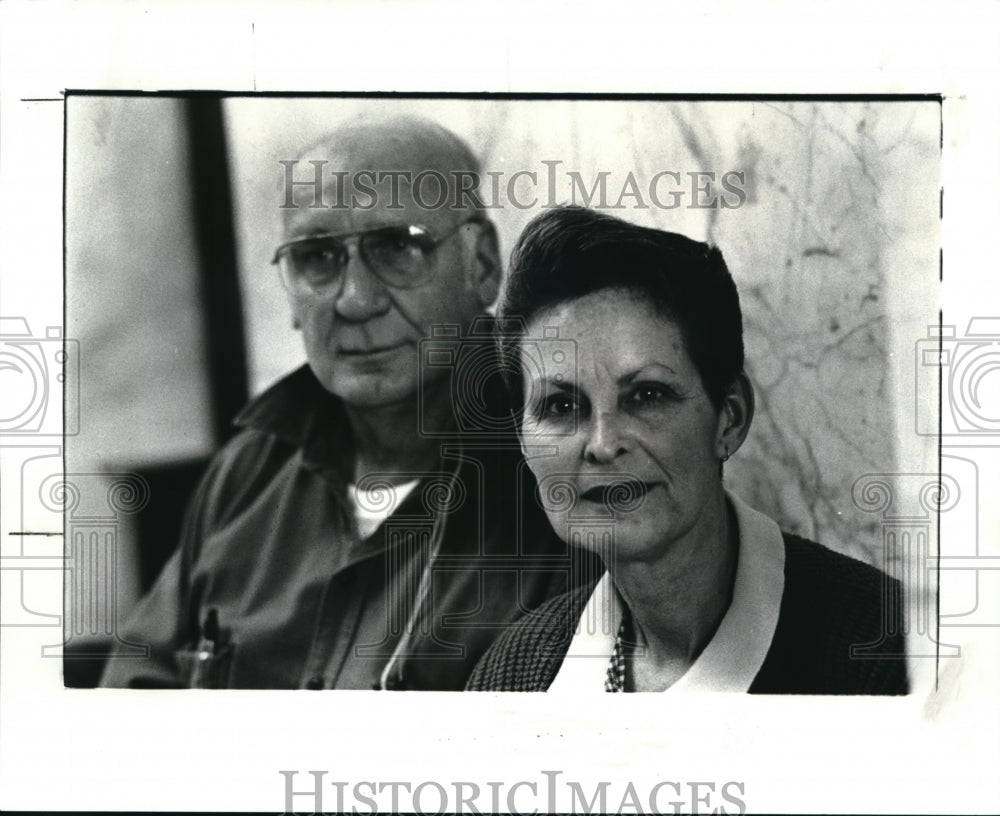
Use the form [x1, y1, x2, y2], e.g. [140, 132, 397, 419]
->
[292, 316, 302, 330]
[721, 445, 730, 462]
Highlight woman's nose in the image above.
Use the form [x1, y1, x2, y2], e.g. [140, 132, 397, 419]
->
[583, 410, 629, 464]
[334, 249, 391, 322]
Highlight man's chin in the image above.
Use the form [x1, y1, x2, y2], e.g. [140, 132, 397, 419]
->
[326, 374, 419, 410]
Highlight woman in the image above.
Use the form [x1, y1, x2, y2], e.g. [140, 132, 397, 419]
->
[467, 206, 908, 694]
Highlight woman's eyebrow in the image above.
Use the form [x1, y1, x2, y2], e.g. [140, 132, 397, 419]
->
[537, 379, 578, 394]
[617, 363, 679, 386]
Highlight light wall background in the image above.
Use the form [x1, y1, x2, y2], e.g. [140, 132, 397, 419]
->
[226, 97, 941, 564]
[66, 97, 940, 616]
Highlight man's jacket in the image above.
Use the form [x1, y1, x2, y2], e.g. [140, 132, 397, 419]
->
[100, 361, 593, 690]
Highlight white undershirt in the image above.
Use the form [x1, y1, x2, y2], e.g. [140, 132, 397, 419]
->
[349, 479, 420, 540]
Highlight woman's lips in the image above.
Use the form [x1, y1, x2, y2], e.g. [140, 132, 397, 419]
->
[579, 480, 652, 504]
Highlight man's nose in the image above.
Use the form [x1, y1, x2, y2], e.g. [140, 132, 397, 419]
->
[583, 410, 630, 465]
[333, 247, 391, 322]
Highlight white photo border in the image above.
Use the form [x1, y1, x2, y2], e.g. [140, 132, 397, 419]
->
[1, 3, 998, 814]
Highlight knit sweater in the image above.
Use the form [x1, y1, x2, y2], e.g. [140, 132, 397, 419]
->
[466, 533, 909, 695]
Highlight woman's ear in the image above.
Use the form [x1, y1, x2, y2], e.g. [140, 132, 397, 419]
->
[716, 371, 755, 460]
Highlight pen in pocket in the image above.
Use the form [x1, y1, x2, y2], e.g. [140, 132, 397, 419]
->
[178, 607, 233, 689]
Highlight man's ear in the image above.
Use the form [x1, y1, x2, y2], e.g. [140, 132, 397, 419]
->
[467, 220, 501, 308]
[284, 286, 304, 331]
[716, 371, 755, 459]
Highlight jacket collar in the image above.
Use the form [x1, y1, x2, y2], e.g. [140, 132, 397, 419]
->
[233, 364, 355, 480]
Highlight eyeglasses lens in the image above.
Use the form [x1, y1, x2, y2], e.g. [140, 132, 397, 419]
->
[280, 228, 436, 294]
[361, 229, 434, 288]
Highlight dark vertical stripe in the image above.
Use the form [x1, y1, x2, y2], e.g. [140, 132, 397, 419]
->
[184, 97, 249, 443]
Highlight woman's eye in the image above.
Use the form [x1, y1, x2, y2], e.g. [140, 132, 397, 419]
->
[540, 394, 577, 418]
[628, 384, 671, 404]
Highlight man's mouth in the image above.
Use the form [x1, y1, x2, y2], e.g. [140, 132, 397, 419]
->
[339, 343, 407, 357]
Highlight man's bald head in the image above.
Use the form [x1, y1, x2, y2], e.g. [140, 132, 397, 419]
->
[304, 116, 481, 176]
[281, 116, 486, 231]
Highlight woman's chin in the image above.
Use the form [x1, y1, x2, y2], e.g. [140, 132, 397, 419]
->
[551, 513, 665, 563]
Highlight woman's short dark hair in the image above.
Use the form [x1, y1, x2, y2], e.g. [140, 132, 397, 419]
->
[497, 205, 744, 412]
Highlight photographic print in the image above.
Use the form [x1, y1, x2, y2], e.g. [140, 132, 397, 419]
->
[64, 95, 936, 699]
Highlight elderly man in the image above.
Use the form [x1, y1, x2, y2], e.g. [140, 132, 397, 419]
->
[100, 117, 585, 690]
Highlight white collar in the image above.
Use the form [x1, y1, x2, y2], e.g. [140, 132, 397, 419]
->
[547, 491, 786, 693]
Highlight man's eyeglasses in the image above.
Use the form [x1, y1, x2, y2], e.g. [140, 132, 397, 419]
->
[271, 216, 482, 295]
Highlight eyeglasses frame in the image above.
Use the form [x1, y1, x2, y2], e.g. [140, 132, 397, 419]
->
[270, 215, 485, 294]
